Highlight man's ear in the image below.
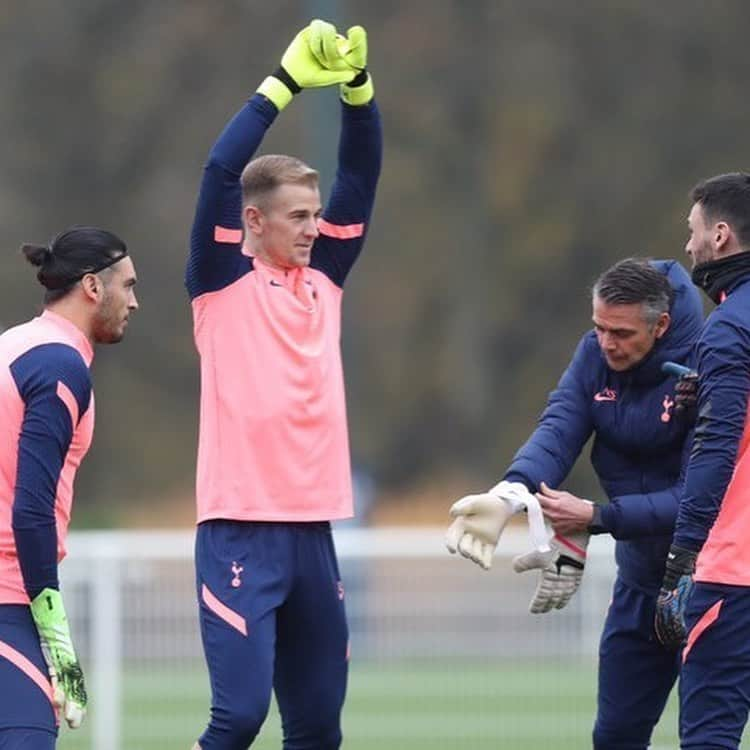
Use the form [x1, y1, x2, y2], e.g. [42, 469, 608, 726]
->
[244, 205, 264, 236]
[80, 273, 101, 303]
[655, 311, 671, 340]
[715, 221, 732, 253]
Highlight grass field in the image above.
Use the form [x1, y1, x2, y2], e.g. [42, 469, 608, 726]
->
[57, 660, 681, 749]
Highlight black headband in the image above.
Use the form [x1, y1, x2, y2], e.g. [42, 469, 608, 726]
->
[44, 248, 128, 290]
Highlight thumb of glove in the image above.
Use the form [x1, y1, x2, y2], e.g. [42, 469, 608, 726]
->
[512, 549, 553, 573]
[448, 494, 482, 518]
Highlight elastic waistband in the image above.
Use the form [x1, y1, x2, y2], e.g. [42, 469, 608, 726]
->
[198, 519, 332, 533]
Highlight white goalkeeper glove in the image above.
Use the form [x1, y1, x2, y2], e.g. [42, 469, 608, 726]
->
[512, 531, 589, 613]
[30, 588, 87, 729]
[446, 480, 549, 570]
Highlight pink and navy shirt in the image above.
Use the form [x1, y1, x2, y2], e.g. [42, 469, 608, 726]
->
[187, 94, 381, 523]
[673, 274, 750, 584]
[0, 310, 94, 604]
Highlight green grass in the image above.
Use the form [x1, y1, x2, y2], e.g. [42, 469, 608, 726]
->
[58, 660, 680, 749]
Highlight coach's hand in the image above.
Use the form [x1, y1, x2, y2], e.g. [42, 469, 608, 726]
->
[536, 482, 595, 536]
[513, 531, 588, 613]
[655, 545, 696, 649]
[31, 588, 87, 728]
[257, 20, 360, 111]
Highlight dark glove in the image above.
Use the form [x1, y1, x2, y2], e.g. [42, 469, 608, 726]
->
[654, 545, 697, 649]
[674, 370, 699, 420]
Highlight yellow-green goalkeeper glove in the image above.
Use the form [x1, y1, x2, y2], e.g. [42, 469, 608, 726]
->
[308, 22, 374, 106]
[30, 588, 87, 729]
[257, 20, 359, 112]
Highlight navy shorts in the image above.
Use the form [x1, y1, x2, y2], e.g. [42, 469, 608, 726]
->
[195, 520, 348, 750]
[0, 605, 57, 746]
[680, 582, 750, 749]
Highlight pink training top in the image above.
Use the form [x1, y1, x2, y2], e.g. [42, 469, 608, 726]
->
[186, 94, 381, 523]
[192, 256, 352, 522]
[0, 311, 94, 604]
[695, 409, 750, 585]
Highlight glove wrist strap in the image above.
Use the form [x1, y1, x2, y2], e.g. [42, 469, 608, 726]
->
[341, 73, 374, 106]
[30, 587, 67, 628]
[663, 545, 697, 588]
[271, 66, 301, 94]
[257, 68, 299, 112]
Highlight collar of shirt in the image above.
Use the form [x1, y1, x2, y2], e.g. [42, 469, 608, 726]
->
[40, 309, 94, 366]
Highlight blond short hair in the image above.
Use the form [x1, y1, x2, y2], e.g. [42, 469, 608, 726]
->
[241, 154, 319, 209]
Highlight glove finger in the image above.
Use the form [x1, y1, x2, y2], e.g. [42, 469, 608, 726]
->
[479, 543, 494, 571]
[529, 597, 550, 614]
[529, 571, 559, 614]
[457, 532, 475, 560]
[529, 585, 554, 614]
[445, 519, 464, 553]
[344, 25, 367, 69]
[307, 20, 330, 67]
[310, 19, 349, 72]
[320, 26, 343, 67]
[654, 615, 667, 645]
[65, 700, 85, 729]
[468, 536, 485, 566]
[554, 586, 572, 609]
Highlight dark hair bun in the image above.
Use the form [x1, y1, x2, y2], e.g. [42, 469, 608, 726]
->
[21, 243, 52, 267]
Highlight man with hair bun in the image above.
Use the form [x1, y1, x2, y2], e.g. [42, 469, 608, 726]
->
[0, 225, 137, 748]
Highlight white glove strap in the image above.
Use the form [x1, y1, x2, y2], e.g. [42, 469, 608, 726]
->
[525, 493, 551, 553]
[489, 480, 550, 553]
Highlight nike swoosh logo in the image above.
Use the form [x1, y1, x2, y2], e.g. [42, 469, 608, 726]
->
[593, 393, 617, 402]
[269, 280, 283, 287]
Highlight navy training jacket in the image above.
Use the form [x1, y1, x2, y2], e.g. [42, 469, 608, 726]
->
[505, 260, 704, 595]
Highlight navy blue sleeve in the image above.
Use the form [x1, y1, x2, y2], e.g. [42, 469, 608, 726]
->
[310, 100, 383, 288]
[673, 312, 750, 551]
[598, 430, 692, 539]
[186, 94, 279, 299]
[504, 335, 595, 491]
[11, 344, 91, 598]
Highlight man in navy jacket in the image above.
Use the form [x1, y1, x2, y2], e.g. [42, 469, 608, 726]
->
[447, 257, 703, 749]
[655, 172, 750, 749]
